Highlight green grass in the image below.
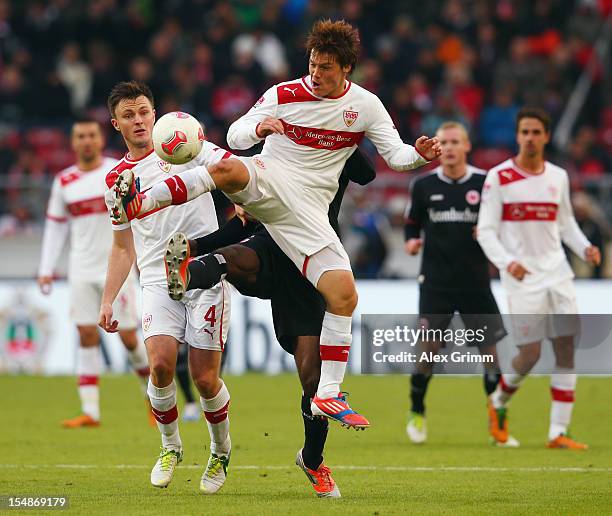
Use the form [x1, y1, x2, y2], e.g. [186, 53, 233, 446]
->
[0, 374, 611, 515]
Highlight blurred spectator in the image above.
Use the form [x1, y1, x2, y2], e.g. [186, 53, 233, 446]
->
[421, 88, 470, 138]
[232, 27, 289, 82]
[478, 88, 519, 148]
[56, 41, 92, 113]
[563, 126, 610, 178]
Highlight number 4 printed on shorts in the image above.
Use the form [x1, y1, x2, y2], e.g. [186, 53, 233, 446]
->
[204, 305, 216, 326]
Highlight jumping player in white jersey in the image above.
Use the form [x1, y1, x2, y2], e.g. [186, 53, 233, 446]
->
[107, 20, 441, 429]
[477, 107, 600, 449]
[98, 81, 232, 492]
[38, 118, 149, 429]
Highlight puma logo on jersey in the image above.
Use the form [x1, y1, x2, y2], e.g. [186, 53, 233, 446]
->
[203, 328, 214, 337]
[500, 170, 513, 180]
[284, 87, 298, 96]
[168, 176, 183, 193]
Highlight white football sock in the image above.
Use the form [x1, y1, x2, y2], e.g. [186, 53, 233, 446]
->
[491, 370, 526, 408]
[147, 379, 182, 451]
[201, 381, 231, 456]
[549, 368, 576, 440]
[77, 346, 102, 421]
[317, 312, 352, 399]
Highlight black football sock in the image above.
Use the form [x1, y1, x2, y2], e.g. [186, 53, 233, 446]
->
[483, 369, 501, 396]
[301, 394, 328, 471]
[187, 253, 227, 291]
[175, 346, 195, 404]
[410, 374, 432, 414]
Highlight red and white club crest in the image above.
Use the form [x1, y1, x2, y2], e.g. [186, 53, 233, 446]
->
[143, 313, 153, 331]
[161, 130, 187, 156]
[465, 189, 480, 205]
[343, 110, 359, 127]
[158, 160, 172, 173]
[254, 157, 266, 169]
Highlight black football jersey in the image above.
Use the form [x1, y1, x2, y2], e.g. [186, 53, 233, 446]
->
[404, 166, 491, 290]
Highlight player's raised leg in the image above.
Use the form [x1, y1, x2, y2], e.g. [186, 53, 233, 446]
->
[146, 335, 183, 488]
[108, 158, 250, 223]
[547, 336, 587, 450]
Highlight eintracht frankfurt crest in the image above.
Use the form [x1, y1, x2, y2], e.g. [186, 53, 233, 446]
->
[343, 110, 358, 127]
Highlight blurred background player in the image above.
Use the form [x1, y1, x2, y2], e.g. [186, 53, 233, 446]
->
[164, 148, 375, 498]
[38, 118, 149, 429]
[477, 107, 601, 449]
[404, 121, 507, 445]
[99, 81, 232, 493]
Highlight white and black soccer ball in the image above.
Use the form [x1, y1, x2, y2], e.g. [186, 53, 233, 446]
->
[152, 111, 205, 165]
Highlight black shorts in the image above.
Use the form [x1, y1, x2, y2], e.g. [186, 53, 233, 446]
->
[419, 287, 506, 345]
[236, 229, 325, 354]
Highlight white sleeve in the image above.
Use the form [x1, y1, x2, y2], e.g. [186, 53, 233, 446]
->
[558, 174, 590, 258]
[476, 171, 515, 270]
[226, 86, 278, 150]
[364, 94, 428, 171]
[39, 177, 69, 276]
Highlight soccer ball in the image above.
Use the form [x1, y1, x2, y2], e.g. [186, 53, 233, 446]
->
[152, 111, 205, 165]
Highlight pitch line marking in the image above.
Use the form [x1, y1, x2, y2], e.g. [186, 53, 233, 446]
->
[1, 464, 611, 473]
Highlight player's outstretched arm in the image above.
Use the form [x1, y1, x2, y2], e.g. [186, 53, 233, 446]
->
[364, 95, 440, 171]
[227, 86, 279, 150]
[99, 227, 135, 333]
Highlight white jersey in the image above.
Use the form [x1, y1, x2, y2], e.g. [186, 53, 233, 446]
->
[227, 75, 427, 215]
[39, 157, 118, 282]
[477, 158, 590, 291]
[108, 141, 230, 286]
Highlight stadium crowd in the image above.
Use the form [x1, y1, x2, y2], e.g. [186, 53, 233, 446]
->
[1, 0, 611, 275]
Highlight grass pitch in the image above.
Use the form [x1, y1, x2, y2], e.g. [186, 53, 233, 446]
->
[1, 374, 611, 515]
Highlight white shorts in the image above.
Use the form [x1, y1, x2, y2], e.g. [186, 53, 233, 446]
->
[70, 279, 139, 329]
[226, 155, 352, 287]
[506, 278, 579, 345]
[140, 281, 230, 351]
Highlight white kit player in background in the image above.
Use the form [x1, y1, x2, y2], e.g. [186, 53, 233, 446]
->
[38, 118, 149, 429]
[477, 108, 601, 450]
[107, 20, 441, 430]
[99, 81, 232, 493]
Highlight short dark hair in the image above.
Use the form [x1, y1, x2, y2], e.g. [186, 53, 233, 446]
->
[107, 81, 154, 118]
[305, 19, 361, 73]
[73, 116, 100, 126]
[516, 107, 551, 133]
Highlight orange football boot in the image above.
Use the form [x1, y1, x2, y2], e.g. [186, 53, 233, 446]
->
[61, 414, 100, 428]
[547, 434, 588, 450]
